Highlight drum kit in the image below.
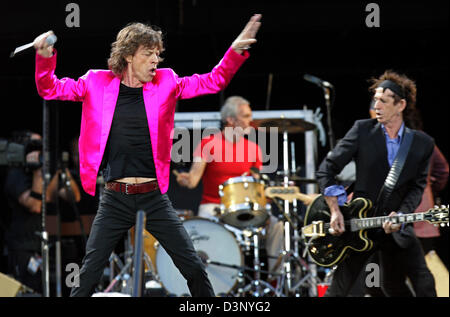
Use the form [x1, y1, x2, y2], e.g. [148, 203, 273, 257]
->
[103, 117, 333, 297]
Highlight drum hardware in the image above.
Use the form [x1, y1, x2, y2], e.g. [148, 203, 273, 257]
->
[105, 228, 159, 295]
[252, 118, 316, 134]
[205, 260, 279, 276]
[109, 253, 124, 274]
[105, 232, 134, 294]
[175, 209, 194, 221]
[143, 253, 155, 276]
[202, 259, 283, 297]
[266, 189, 320, 296]
[252, 115, 319, 296]
[104, 256, 133, 294]
[270, 120, 298, 295]
[153, 217, 287, 297]
[237, 227, 280, 297]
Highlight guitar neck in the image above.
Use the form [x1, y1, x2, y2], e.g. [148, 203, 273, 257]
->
[350, 212, 428, 232]
[292, 193, 316, 205]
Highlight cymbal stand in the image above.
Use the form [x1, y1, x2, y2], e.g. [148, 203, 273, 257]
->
[280, 129, 294, 294]
[272, 208, 304, 296]
[275, 135, 319, 296]
[289, 141, 302, 267]
[104, 256, 133, 293]
[105, 229, 158, 295]
[105, 231, 134, 294]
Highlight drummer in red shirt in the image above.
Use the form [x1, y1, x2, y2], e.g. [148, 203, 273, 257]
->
[176, 96, 284, 274]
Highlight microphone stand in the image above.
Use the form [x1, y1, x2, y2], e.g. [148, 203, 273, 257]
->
[132, 210, 146, 297]
[323, 86, 335, 150]
[41, 99, 51, 297]
[303, 75, 335, 150]
[54, 166, 62, 298]
[54, 108, 62, 297]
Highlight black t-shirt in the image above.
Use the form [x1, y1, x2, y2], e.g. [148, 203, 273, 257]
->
[3, 168, 41, 252]
[102, 83, 156, 181]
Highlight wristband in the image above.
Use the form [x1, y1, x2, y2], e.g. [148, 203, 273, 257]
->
[29, 191, 42, 200]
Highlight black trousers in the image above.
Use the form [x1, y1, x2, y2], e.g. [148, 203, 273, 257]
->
[70, 188, 215, 297]
[325, 233, 436, 297]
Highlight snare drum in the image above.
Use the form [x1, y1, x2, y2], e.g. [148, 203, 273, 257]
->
[155, 218, 244, 296]
[218, 176, 269, 228]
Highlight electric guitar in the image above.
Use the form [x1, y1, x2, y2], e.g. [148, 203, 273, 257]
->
[265, 187, 449, 267]
[303, 195, 448, 267]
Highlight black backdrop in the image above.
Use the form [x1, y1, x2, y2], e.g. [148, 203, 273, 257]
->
[0, 0, 448, 205]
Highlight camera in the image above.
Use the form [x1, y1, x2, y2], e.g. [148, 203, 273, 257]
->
[0, 138, 43, 169]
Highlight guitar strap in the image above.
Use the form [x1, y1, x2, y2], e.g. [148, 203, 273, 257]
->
[373, 127, 415, 216]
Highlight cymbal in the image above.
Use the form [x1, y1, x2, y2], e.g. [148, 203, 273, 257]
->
[288, 175, 318, 183]
[252, 118, 316, 133]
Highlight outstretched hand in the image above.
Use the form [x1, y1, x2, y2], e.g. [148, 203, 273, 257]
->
[232, 14, 262, 55]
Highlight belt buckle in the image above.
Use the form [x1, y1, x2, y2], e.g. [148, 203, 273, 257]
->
[125, 183, 131, 195]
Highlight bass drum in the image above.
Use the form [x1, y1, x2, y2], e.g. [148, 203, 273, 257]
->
[155, 217, 243, 296]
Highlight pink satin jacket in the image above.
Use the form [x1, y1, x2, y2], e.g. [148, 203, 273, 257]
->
[35, 47, 249, 196]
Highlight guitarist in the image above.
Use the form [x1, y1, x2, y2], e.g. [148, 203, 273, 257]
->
[316, 71, 436, 297]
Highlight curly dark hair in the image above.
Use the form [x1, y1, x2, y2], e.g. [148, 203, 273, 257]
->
[369, 70, 423, 130]
[107, 22, 165, 76]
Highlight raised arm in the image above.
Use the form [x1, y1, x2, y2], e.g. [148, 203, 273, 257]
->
[34, 31, 88, 101]
[231, 14, 262, 55]
[34, 31, 55, 58]
[175, 14, 262, 100]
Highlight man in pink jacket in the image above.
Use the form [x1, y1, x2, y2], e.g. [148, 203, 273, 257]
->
[34, 14, 261, 297]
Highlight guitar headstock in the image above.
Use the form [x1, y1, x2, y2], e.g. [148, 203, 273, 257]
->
[301, 221, 326, 238]
[265, 186, 319, 205]
[265, 186, 300, 202]
[424, 205, 449, 226]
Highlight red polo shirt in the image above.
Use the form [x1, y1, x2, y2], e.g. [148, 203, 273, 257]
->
[193, 132, 263, 204]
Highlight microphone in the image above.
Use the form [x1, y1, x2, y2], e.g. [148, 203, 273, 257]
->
[303, 74, 334, 88]
[10, 33, 57, 58]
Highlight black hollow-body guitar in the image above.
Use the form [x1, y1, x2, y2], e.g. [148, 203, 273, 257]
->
[301, 195, 449, 267]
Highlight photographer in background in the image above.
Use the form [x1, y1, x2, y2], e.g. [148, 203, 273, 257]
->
[3, 130, 44, 293]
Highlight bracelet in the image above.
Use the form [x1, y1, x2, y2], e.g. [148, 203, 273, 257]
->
[29, 191, 42, 200]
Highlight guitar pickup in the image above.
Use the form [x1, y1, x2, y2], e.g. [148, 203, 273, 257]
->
[302, 221, 326, 238]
